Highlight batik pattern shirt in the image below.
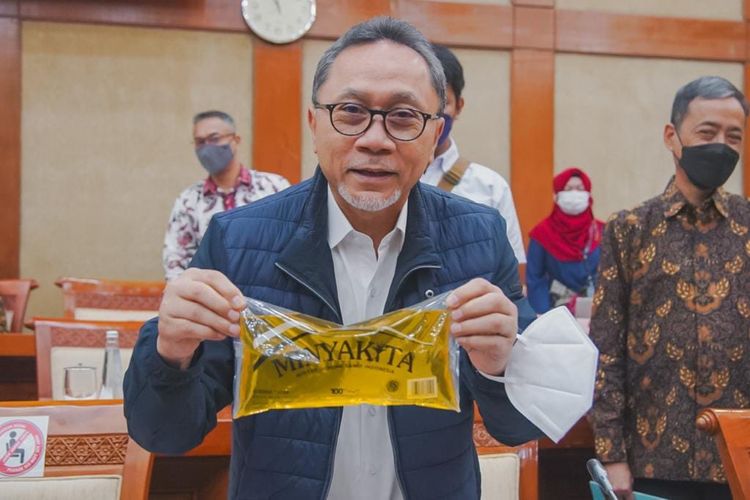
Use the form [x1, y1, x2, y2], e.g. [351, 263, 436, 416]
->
[163, 166, 290, 281]
[590, 177, 750, 483]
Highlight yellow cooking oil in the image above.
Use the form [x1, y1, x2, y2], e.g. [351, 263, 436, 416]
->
[234, 307, 458, 417]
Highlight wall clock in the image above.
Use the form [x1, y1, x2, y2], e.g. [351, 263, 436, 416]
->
[241, 0, 317, 44]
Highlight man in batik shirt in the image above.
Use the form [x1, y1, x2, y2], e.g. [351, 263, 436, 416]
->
[163, 110, 290, 280]
[590, 76, 750, 500]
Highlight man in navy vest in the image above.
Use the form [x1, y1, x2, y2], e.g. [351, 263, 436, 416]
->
[125, 16, 541, 500]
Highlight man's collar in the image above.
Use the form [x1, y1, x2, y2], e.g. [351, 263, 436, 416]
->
[276, 168, 441, 320]
[661, 176, 730, 218]
[202, 165, 251, 196]
[433, 139, 459, 173]
[327, 185, 408, 249]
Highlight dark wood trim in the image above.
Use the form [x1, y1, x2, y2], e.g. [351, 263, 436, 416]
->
[0, 0, 18, 17]
[0, 333, 35, 357]
[307, 0, 390, 40]
[20, 0, 391, 39]
[539, 418, 593, 449]
[556, 10, 746, 62]
[514, 5, 555, 50]
[19, 0, 246, 32]
[0, 358, 36, 402]
[510, 49, 555, 247]
[252, 41, 303, 184]
[512, 0, 554, 7]
[3, 1, 750, 276]
[0, 16, 20, 279]
[395, 1, 513, 49]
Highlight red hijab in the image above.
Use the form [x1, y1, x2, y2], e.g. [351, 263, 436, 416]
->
[529, 167, 604, 262]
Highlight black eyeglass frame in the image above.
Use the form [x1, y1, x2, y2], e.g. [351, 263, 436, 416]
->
[313, 102, 442, 142]
[192, 132, 236, 148]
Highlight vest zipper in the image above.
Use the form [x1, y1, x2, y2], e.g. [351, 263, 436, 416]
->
[386, 264, 441, 311]
[275, 262, 345, 499]
[387, 408, 409, 499]
[319, 409, 343, 500]
[276, 261, 440, 499]
[386, 262, 441, 499]
[274, 262, 341, 322]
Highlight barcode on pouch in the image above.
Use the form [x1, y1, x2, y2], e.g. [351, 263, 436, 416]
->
[407, 377, 437, 399]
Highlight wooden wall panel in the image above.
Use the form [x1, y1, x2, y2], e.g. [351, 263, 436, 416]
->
[2, 1, 750, 275]
[514, 5, 554, 49]
[513, 0, 554, 7]
[308, 0, 390, 40]
[511, 49, 555, 246]
[20, 0, 393, 40]
[0, 17, 20, 278]
[395, 0, 513, 48]
[253, 41, 303, 184]
[557, 10, 746, 61]
[19, 0, 246, 32]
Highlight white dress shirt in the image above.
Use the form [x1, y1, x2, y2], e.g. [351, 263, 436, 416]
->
[326, 187, 406, 500]
[422, 140, 526, 264]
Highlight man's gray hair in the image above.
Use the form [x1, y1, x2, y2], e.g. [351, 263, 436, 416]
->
[671, 76, 749, 129]
[312, 17, 446, 112]
[192, 110, 236, 130]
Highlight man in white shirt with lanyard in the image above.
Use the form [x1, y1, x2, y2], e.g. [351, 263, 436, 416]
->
[422, 44, 526, 264]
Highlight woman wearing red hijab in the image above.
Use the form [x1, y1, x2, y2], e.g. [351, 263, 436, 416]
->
[526, 167, 605, 314]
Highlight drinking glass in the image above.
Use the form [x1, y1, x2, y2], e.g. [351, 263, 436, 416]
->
[63, 365, 99, 400]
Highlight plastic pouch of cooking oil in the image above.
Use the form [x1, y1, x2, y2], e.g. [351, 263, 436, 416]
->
[232, 292, 459, 417]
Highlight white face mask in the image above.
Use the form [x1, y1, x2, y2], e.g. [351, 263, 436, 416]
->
[495, 306, 598, 443]
[556, 190, 590, 215]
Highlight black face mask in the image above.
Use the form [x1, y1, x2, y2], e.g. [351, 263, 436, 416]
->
[676, 138, 739, 190]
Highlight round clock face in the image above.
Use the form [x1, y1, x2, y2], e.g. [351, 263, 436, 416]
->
[241, 0, 316, 44]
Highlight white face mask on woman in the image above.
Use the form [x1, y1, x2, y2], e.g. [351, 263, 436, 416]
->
[556, 190, 590, 215]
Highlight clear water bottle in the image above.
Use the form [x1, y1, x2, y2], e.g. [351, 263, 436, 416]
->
[0, 296, 7, 332]
[100, 329, 123, 399]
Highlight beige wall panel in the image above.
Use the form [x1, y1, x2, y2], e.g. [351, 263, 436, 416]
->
[301, 40, 330, 180]
[21, 22, 253, 317]
[451, 48, 511, 180]
[301, 42, 510, 182]
[554, 53, 743, 222]
[557, 0, 742, 21]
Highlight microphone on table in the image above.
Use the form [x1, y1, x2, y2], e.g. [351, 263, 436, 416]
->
[586, 458, 618, 500]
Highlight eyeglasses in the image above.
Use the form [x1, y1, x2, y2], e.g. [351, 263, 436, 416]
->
[314, 102, 441, 142]
[193, 132, 235, 148]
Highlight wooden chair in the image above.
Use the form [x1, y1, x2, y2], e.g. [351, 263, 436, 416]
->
[696, 408, 750, 499]
[55, 277, 163, 321]
[0, 278, 39, 331]
[0, 400, 152, 500]
[474, 407, 539, 500]
[32, 318, 143, 400]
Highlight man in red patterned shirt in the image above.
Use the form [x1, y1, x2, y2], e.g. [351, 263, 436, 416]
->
[162, 111, 290, 281]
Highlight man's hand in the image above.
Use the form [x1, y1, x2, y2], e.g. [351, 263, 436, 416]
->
[446, 278, 517, 375]
[156, 268, 245, 370]
[605, 462, 634, 500]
